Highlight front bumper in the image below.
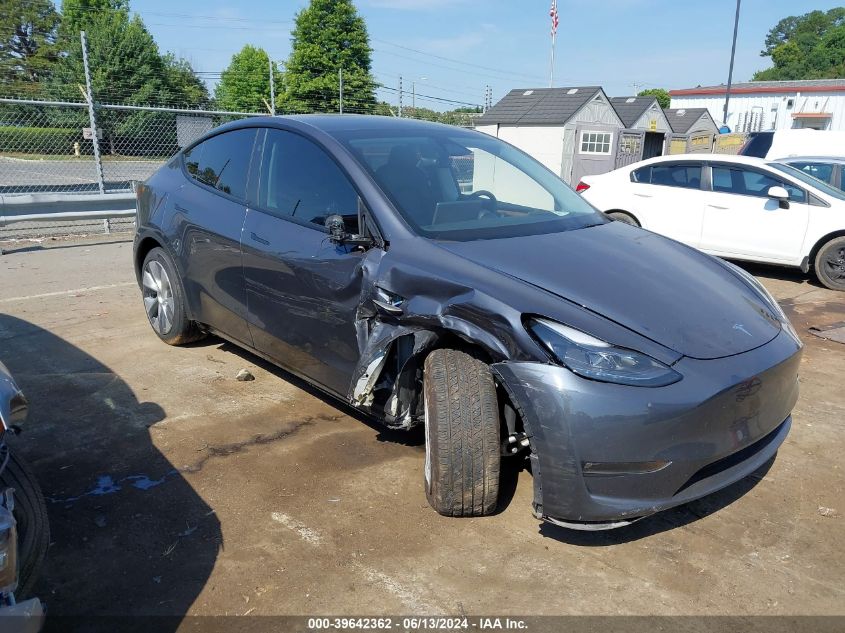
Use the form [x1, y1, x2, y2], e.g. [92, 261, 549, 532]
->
[492, 328, 801, 528]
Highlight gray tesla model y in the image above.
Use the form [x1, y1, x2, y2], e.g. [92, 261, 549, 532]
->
[133, 115, 801, 530]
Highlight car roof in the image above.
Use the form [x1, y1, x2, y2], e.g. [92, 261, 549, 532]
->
[224, 113, 472, 135]
[775, 156, 845, 164]
[629, 153, 770, 169]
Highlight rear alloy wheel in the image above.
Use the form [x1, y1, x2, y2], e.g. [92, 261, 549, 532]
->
[141, 248, 204, 345]
[814, 237, 845, 291]
[422, 349, 500, 517]
[607, 211, 640, 226]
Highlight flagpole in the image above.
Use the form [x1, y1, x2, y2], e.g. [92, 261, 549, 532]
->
[548, 0, 558, 88]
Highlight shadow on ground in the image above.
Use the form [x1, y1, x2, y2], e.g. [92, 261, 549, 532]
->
[0, 314, 221, 629]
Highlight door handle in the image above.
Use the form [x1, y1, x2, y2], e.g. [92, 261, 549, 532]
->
[707, 204, 729, 210]
[249, 232, 270, 246]
[633, 193, 652, 198]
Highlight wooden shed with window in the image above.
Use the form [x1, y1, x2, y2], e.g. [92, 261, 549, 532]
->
[474, 86, 624, 185]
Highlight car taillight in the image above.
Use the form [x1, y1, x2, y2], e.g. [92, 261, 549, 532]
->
[575, 181, 590, 193]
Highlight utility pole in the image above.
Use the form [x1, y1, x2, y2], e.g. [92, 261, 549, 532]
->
[339, 67, 343, 114]
[412, 80, 416, 113]
[269, 57, 276, 116]
[80, 31, 106, 198]
[723, 0, 742, 130]
[398, 75, 403, 117]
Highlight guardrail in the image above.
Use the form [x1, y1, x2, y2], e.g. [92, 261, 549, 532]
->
[0, 192, 136, 253]
[0, 192, 136, 226]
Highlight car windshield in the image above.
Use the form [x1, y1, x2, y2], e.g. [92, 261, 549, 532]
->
[769, 162, 845, 201]
[330, 126, 606, 241]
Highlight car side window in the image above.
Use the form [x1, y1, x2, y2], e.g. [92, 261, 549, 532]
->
[711, 166, 806, 203]
[649, 164, 702, 190]
[259, 129, 359, 232]
[183, 129, 257, 200]
[790, 162, 834, 185]
[631, 166, 651, 183]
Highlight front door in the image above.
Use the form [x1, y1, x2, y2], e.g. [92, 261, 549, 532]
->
[174, 128, 258, 345]
[700, 164, 810, 262]
[241, 128, 367, 396]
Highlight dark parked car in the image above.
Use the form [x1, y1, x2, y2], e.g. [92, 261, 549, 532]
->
[133, 116, 802, 530]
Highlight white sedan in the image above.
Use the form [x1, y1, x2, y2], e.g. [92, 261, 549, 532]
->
[577, 154, 845, 290]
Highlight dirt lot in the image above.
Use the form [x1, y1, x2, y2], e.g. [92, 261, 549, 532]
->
[0, 234, 843, 618]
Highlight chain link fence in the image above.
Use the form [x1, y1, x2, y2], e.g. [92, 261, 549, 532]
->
[0, 97, 263, 240]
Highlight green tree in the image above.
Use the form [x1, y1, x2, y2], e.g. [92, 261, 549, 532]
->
[214, 45, 278, 113]
[58, 0, 127, 44]
[637, 88, 671, 109]
[163, 53, 210, 108]
[282, 0, 376, 114]
[754, 8, 845, 80]
[49, 5, 205, 108]
[0, 0, 61, 94]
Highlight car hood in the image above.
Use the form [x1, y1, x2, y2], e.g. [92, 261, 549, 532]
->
[436, 222, 781, 360]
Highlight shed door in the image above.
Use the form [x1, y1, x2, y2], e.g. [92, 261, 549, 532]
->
[571, 124, 618, 185]
[614, 130, 645, 169]
[665, 134, 689, 155]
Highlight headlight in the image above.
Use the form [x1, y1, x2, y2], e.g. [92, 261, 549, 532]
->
[527, 318, 682, 387]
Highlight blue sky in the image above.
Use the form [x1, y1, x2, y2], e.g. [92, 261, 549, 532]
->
[120, 0, 839, 110]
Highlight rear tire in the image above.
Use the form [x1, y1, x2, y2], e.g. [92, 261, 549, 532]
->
[141, 248, 205, 345]
[814, 237, 845, 291]
[422, 349, 500, 517]
[0, 449, 49, 599]
[607, 211, 640, 226]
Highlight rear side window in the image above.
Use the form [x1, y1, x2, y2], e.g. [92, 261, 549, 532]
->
[739, 132, 773, 158]
[712, 166, 806, 203]
[183, 128, 257, 200]
[258, 129, 359, 231]
[638, 163, 702, 189]
[789, 162, 834, 184]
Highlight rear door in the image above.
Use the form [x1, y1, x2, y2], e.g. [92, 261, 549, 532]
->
[173, 128, 258, 345]
[628, 160, 705, 247]
[241, 128, 368, 396]
[700, 163, 810, 262]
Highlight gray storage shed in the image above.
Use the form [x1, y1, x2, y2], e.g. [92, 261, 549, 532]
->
[474, 86, 624, 185]
[664, 108, 720, 153]
[609, 96, 671, 159]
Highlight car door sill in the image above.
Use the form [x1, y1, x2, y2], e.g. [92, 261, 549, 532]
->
[204, 326, 352, 405]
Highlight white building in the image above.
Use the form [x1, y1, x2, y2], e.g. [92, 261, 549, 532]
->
[669, 79, 845, 132]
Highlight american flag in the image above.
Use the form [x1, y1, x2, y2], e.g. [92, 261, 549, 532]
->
[549, 0, 559, 36]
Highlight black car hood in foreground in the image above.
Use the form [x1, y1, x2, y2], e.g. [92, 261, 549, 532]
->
[437, 222, 781, 360]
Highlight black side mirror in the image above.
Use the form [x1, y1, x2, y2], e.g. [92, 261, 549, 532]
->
[325, 214, 375, 249]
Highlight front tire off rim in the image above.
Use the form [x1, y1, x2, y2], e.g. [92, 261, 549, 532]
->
[142, 260, 175, 335]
